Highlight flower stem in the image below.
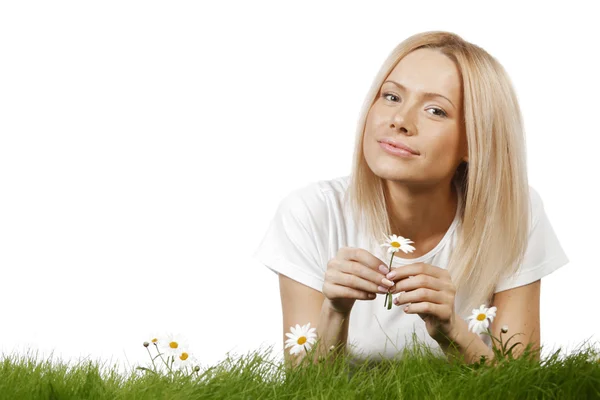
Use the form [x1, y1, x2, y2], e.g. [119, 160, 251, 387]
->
[145, 346, 157, 372]
[387, 253, 395, 309]
[154, 343, 173, 375]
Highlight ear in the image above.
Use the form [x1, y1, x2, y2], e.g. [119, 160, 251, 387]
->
[462, 155, 469, 163]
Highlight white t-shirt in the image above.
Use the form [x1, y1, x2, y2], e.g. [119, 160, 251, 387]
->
[252, 175, 569, 361]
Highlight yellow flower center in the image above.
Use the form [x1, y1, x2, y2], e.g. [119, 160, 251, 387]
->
[151, 338, 158, 343]
[179, 352, 189, 361]
[297, 336, 307, 345]
[169, 341, 178, 349]
[476, 313, 486, 321]
[391, 241, 400, 248]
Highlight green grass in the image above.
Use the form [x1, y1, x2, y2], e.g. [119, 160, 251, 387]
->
[2, 337, 600, 399]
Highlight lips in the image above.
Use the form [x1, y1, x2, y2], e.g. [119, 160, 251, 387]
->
[378, 139, 419, 155]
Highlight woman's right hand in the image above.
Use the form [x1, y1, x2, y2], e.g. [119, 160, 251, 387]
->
[322, 247, 395, 315]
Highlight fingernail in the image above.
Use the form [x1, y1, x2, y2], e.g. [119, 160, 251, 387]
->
[382, 278, 394, 287]
[386, 271, 396, 280]
[379, 265, 389, 274]
[377, 286, 388, 293]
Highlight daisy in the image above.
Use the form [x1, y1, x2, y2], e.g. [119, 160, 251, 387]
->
[159, 333, 190, 361]
[285, 323, 317, 355]
[147, 332, 163, 348]
[173, 349, 198, 372]
[466, 304, 497, 334]
[380, 234, 416, 255]
[380, 233, 416, 309]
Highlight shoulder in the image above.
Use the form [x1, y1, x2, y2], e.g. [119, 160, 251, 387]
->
[279, 175, 349, 218]
[527, 185, 546, 228]
[493, 184, 569, 293]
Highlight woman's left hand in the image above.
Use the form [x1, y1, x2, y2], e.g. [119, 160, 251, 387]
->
[388, 262, 459, 344]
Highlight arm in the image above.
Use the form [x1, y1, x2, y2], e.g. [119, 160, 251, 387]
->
[279, 274, 350, 367]
[489, 279, 541, 360]
[442, 279, 541, 364]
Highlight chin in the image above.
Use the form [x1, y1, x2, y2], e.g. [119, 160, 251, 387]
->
[367, 163, 415, 182]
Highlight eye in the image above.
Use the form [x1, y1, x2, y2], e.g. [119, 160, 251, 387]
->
[427, 107, 448, 118]
[381, 93, 448, 118]
[382, 92, 400, 102]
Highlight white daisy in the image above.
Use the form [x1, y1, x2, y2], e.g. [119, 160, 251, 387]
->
[284, 323, 317, 355]
[159, 333, 189, 361]
[173, 349, 198, 372]
[147, 332, 164, 349]
[380, 234, 416, 254]
[466, 304, 497, 334]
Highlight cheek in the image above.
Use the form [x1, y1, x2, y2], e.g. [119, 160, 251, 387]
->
[424, 130, 463, 163]
[363, 111, 380, 147]
[366, 105, 387, 128]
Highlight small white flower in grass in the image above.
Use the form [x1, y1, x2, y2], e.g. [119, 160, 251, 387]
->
[501, 325, 509, 334]
[145, 331, 169, 347]
[173, 348, 197, 371]
[159, 333, 189, 360]
[380, 234, 416, 254]
[285, 323, 317, 355]
[466, 304, 497, 334]
[147, 333, 162, 348]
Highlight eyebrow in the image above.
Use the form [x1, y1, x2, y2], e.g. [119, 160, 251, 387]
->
[382, 80, 456, 110]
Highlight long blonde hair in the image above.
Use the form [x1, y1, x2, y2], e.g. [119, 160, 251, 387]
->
[343, 31, 530, 318]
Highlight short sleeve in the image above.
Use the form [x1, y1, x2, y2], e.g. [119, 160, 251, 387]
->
[252, 183, 330, 293]
[494, 187, 569, 293]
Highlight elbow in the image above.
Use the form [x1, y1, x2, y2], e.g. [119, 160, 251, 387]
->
[508, 340, 541, 362]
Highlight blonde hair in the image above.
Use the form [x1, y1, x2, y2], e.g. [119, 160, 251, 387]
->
[343, 31, 530, 318]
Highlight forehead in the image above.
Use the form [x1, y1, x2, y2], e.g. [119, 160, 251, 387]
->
[384, 48, 462, 101]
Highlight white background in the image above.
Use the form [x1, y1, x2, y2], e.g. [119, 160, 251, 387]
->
[1, 1, 598, 376]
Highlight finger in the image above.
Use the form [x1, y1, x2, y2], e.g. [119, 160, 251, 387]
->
[386, 262, 449, 282]
[393, 288, 451, 307]
[329, 269, 390, 294]
[339, 259, 395, 291]
[391, 274, 454, 294]
[340, 247, 390, 274]
[402, 302, 453, 320]
[323, 282, 377, 301]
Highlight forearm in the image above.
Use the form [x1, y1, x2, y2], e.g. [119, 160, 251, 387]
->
[311, 299, 351, 364]
[284, 299, 350, 368]
[438, 318, 494, 365]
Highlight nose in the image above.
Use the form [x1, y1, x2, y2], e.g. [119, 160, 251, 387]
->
[389, 123, 409, 134]
[389, 107, 415, 135]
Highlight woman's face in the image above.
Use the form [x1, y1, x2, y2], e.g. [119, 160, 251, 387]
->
[363, 48, 467, 187]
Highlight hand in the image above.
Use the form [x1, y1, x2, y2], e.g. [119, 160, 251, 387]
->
[322, 247, 395, 315]
[388, 262, 459, 344]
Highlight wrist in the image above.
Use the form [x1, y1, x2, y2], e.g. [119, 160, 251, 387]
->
[435, 317, 465, 347]
[323, 298, 353, 317]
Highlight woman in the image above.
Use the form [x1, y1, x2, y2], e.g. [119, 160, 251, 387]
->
[253, 31, 569, 366]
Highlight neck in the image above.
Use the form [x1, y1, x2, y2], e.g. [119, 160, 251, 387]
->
[385, 180, 458, 247]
